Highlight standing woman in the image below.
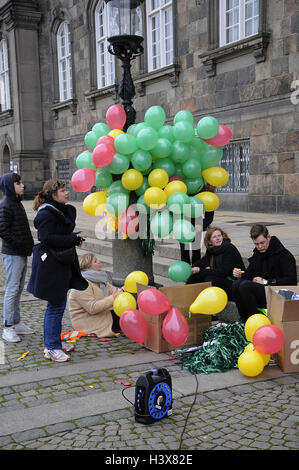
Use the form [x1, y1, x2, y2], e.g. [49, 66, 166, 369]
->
[27, 179, 88, 362]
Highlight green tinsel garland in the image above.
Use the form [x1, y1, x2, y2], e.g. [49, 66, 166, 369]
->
[179, 322, 249, 375]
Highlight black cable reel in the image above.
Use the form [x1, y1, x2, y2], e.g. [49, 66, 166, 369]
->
[134, 368, 172, 424]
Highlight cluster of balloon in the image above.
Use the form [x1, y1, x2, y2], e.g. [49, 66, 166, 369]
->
[114, 272, 189, 346]
[71, 104, 232, 243]
[238, 314, 285, 377]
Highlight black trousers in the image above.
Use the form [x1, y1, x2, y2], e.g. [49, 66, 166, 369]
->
[231, 279, 266, 322]
[186, 271, 234, 301]
[180, 244, 202, 266]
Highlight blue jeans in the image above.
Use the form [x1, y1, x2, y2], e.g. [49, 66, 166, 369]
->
[44, 297, 67, 349]
[2, 254, 27, 327]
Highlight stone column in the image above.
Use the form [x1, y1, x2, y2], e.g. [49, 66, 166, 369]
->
[0, 0, 45, 197]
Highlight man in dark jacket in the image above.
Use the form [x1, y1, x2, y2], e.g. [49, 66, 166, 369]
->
[232, 224, 297, 322]
[0, 173, 34, 342]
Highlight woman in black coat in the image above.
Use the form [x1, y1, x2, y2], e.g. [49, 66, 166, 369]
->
[27, 179, 88, 362]
[187, 226, 245, 300]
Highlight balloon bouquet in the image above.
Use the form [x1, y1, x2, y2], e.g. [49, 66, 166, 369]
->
[71, 104, 231, 257]
[238, 314, 285, 377]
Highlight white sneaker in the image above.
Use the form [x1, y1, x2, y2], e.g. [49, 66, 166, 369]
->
[14, 323, 34, 335]
[2, 326, 21, 343]
[44, 343, 74, 360]
[44, 349, 70, 362]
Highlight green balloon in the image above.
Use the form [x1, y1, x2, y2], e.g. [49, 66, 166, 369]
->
[200, 146, 223, 171]
[107, 180, 130, 196]
[135, 177, 149, 196]
[84, 131, 98, 150]
[106, 153, 130, 174]
[94, 168, 113, 188]
[182, 157, 202, 179]
[168, 261, 192, 282]
[114, 133, 137, 155]
[151, 138, 172, 158]
[184, 175, 205, 195]
[150, 211, 173, 238]
[171, 141, 191, 164]
[174, 110, 194, 126]
[183, 196, 205, 218]
[136, 127, 158, 151]
[167, 192, 190, 215]
[173, 218, 196, 243]
[158, 125, 175, 143]
[92, 122, 110, 139]
[127, 124, 137, 135]
[174, 164, 185, 179]
[152, 158, 176, 177]
[133, 122, 151, 136]
[76, 151, 96, 169]
[196, 116, 219, 140]
[131, 149, 152, 172]
[173, 121, 195, 143]
[136, 194, 150, 214]
[144, 106, 166, 130]
[105, 192, 129, 215]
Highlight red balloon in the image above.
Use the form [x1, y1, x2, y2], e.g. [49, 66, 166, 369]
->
[118, 208, 139, 236]
[253, 325, 285, 355]
[202, 125, 232, 147]
[169, 176, 185, 183]
[119, 309, 148, 343]
[162, 307, 189, 346]
[92, 143, 115, 168]
[137, 288, 171, 316]
[96, 135, 116, 152]
[106, 105, 127, 130]
[71, 168, 96, 192]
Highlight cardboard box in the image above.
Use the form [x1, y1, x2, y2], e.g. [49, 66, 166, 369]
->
[266, 285, 299, 373]
[136, 282, 212, 353]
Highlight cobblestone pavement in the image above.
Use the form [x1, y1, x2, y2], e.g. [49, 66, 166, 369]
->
[0, 256, 299, 452]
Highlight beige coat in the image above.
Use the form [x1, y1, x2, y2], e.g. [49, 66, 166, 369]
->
[68, 280, 117, 338]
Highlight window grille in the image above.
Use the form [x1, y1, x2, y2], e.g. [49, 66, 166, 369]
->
[95, 1, 115, 89]
[146, 0, 173, 72]
[0, 39, 11, 111]
[219, 0, 259, 47]
[57, 22, 73, 101]
[217, 140, 250, 193]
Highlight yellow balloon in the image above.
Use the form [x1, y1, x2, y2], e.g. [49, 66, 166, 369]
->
[195, 192, 219, 212]
[148, 169, 169, 189]
[244, 343, 270, 366]
[124, 271, 149, 293]
[202, 167, 229, 187]
[83, 191, 107, 216]
[189, 287, 228, 314]
[238, 350, 264, 377]
[103, 210, 118, 231]
[113, 292, 137, 317]
[244, 314, 271, 342]
[108, 129, 124, 139]
[164, 180, 187, 199]
[144, 187, 167, 209]
[121, 169, 143, 191]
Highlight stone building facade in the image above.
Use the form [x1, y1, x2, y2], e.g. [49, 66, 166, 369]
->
[0, 0, 298, 212]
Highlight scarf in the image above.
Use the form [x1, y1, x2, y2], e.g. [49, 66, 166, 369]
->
[81, 269, 108, 295]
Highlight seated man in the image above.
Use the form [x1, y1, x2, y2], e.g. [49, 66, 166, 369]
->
[232, 224, 297, 322]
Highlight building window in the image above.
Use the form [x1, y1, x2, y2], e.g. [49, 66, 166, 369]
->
[56, 160, 70, 191]
[217, 140, 250, 193]
[146, 0, 174, 72]
[95, 1, 115, 89]
[0, 39, 11, 111]
[57, 21, 73, 101]
[219, 0, 259, 47]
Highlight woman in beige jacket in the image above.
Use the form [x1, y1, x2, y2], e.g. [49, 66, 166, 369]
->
[68, 253, 122, 338]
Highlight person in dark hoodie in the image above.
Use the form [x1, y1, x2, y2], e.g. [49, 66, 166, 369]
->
[232, 224, 297, 322]
[0, 173, 34, 342]
[27, 179, 88, 362]
[186, 226, 245, 300]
